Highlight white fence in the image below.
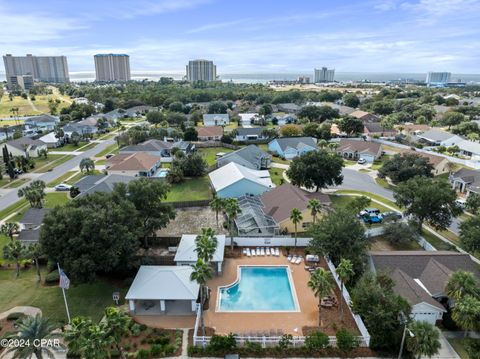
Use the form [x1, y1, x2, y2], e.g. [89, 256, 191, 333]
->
[225, 236, 312, 247]
[325, 258, 371, 347]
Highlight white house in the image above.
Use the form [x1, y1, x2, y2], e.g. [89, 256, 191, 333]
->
[174, 234, 226, 274]
[125, 266, 199, 315]
[208, 162, 275, 198]
[203, 114, 230, 126]
[39, 132, 62, 148]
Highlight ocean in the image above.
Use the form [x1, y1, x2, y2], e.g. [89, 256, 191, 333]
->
[2, 71, 480, 84]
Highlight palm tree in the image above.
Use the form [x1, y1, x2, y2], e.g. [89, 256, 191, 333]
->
[336, 258, 354, 323]
[452, 295, 480, 337]
[190, 259, 213, 339]
[307, 199, 322, 225]
[6, 314, 63, 359]
[1, 222, 19, 240]
[79, 158, 95, 173]
[27, 243, 43, 282]
[406, 321, 441, 359]
[209, 196, 224, 228]
[224, 198, 241, 251]
[308, 268, 335, 327]
[318, 139, 328, 149]
[104, 307, 132, 359]
[195, 228, 217, 263]
[4, 239, 26, 277]
[445, 270, 480, 302]
[327, 142, 339, 152]
[290, 208, 303, 252]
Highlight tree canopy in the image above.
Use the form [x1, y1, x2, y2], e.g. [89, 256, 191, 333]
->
[378, 153, 434, 183]
[286, 150, 344, 192]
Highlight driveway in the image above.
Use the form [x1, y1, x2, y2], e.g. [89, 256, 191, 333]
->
[431, 333, 460, 359]
[0, 139, 115, 209]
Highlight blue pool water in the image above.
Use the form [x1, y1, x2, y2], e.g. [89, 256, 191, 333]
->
[219, 266, 297, 311]
[155, 169, 169, 178]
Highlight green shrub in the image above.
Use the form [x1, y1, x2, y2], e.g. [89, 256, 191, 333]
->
[6, 312, 25, 321]
[244, 341, 262, 354]
[465, 339, 480, 359]
[139, 324, 147, 331]
[124, 343, 132, 351]
[163, 344, 176, 355]
[109, 349, 121, 358]
[278, 334, 293, 350]
[150, 343, 163, 356]
[131, 323, 142, 337]
[135, 348, 149, 359]
[207, 333, 237, 353]
[153, 334, 170, 345]
[45, 271, 60, 284]
[305, 331, 330, 350]
[336, 328, 360, 352]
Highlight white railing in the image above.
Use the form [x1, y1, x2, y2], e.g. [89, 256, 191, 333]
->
[193, 334, 369, 348]
[225, 236, 312, 247]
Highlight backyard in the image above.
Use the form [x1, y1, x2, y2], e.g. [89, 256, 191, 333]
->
[197, 147, 234, 166]
[165, 176, 212, 202]
[269, 168, 285, 186]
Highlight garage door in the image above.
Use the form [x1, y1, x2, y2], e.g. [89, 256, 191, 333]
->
[413, 312, 438, 325]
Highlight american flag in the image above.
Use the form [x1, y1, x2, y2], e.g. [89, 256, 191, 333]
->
[59, 269, 70, 290]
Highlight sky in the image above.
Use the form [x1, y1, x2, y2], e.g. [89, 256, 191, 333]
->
[1, 0, 479, 74]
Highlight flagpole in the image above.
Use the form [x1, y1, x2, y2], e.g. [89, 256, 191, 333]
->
[57, 263, 71, 324]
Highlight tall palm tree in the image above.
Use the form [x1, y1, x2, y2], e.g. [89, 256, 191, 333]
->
[209, 196, 224, 228]
[307, 199, 322, 225]
[195, 228, 217, 263]
[327, 142, 339, 152]
[190, 259, 213, 339]
[6, 314, 63, 359]
[27, 243, 43, 282]
[224, 198, 241, 251]
[308, 268, 335, 327]
[445, 270, 480, 302]
[290, 208, 303, 252]
[452, 295, 480, 337]
[318, 139, 328, 149]
[4, 239, 26, 277]
[336, 258, 354, 323]
[406, 321, 441, 359]
[1, 222, 19, 240]
[79, 158, 95, 173]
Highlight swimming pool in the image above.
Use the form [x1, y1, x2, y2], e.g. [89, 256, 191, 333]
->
[218, 266, 299, 312]
[155, 168, 169, 178]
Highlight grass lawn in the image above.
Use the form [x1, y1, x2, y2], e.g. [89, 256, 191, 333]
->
[369, 236, 422, 251]
[335, 189, 401, 210]
[257, 144, 290, 165]
[34, 155, 75, 173]
[198, 147, 234, 166]
[0, 177, 29, 188]
[329, 194, 391, 213]
[343, 159, 358, 166]
[165, 176, 212, 202]
[375, 177, 395, 190]
[447, 338, 473, 359]
[47, 171, 77, 187]
[44, 192, 70, 208]
[0, 119, 24, 126]
[0, 268, 126, 324]
[55, 142, 96, 152]
[95, 143, 119, 157]
[0, 199, 29, 221]
[0, 94, 70, 118]
[95, 159, 106, 165]
[269, 168, 285, 186]
[65, 170, 103, 185]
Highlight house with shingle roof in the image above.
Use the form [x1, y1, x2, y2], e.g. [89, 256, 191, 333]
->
[397, 149, 451, 175]
[195, 126, 223, 141]
[268, 137, 317, 159]
[217, 145, 271, 170]
[235, 127, 268, 141]
[336, 139, 382, 163]
[120, 139, 194, 158]
[203, 114, 230, 126]
[17, 208, 51, 243]
[106, 152, 162, 177]
[24, 114, 59, 131]
[74, 174, 136, 197]
[369, 251, 480, 324]
[416, 129, 462, 146]
[208, 162, 274, 198]
[449, 168, 480, 195]
[4, 137, 47, 158]
[350, 110, 380, 123]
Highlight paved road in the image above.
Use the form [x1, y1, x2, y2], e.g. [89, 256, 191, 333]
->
[332, 168, 462, 235]
[0, 139, 115, 209]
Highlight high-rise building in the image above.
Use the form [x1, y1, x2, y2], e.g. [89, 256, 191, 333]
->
[3, 54, 69, 84]
[314, 67, 335, 83]
[94, 54, 131, 82]
[426, 72, 451, 86]
[186, 59, 217, 82]
[8, 75, 34, 90]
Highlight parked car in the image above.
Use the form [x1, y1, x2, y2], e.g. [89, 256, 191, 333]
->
[55, 183, 72, 191]
[105, 154, 114, 159]
[455, 199, 466, 209]
[381, 211, 402, 221]
[359, 208, 380, 217]
[357, 158, 367, 164]
[362, 213, 382, 224]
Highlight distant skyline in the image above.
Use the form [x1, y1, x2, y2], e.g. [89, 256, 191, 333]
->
[1, 0, 479, 74]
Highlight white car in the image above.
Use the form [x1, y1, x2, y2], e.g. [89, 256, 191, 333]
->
[357, 158, 367, 164]
[55, 183, 72, 191]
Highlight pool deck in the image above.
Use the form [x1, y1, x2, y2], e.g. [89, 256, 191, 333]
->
[203, 250, 359, 336]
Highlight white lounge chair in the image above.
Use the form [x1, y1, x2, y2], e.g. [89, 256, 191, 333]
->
[290, 255, 298, 263]
[261, 247, 265, 256]
[242, 248, 247, 255]
[266, 247, 271, 256]
[295, 256, 302, 265]
[251, 248, 256, 256]
[256, 247, 261, 256]
[287, 255, 293, 261]
[275, 248, 280, 256]
[246, 248, 251, 257]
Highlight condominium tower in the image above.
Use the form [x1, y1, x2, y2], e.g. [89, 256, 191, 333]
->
[314, 67, 335, 83]
[94, 54, 131, 82]
[3, 54, 69, 84]
[426, 72, 451, 86]
[186, 59, 217, 82]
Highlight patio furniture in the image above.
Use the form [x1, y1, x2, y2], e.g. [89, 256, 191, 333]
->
[320, 297, 334, 308]
[287, 255, 293, 261]
[246, 248, 251, 257]
[275, 248, 280, 256]
[242, 248, 247, 255]
[266, 247, 270, 255]
[295, 256, 302, 265]
[290, 255, 298, 263]
[306, 254, 320, 263]
[261, 248, 265, 256]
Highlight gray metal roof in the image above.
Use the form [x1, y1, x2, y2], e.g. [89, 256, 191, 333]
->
[236, 127, 264, 136]
[20, 208, 51, 226]
[125, 266, 199, 300]
[174, 234, 226, 263]
[417, 129, 457, 142]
